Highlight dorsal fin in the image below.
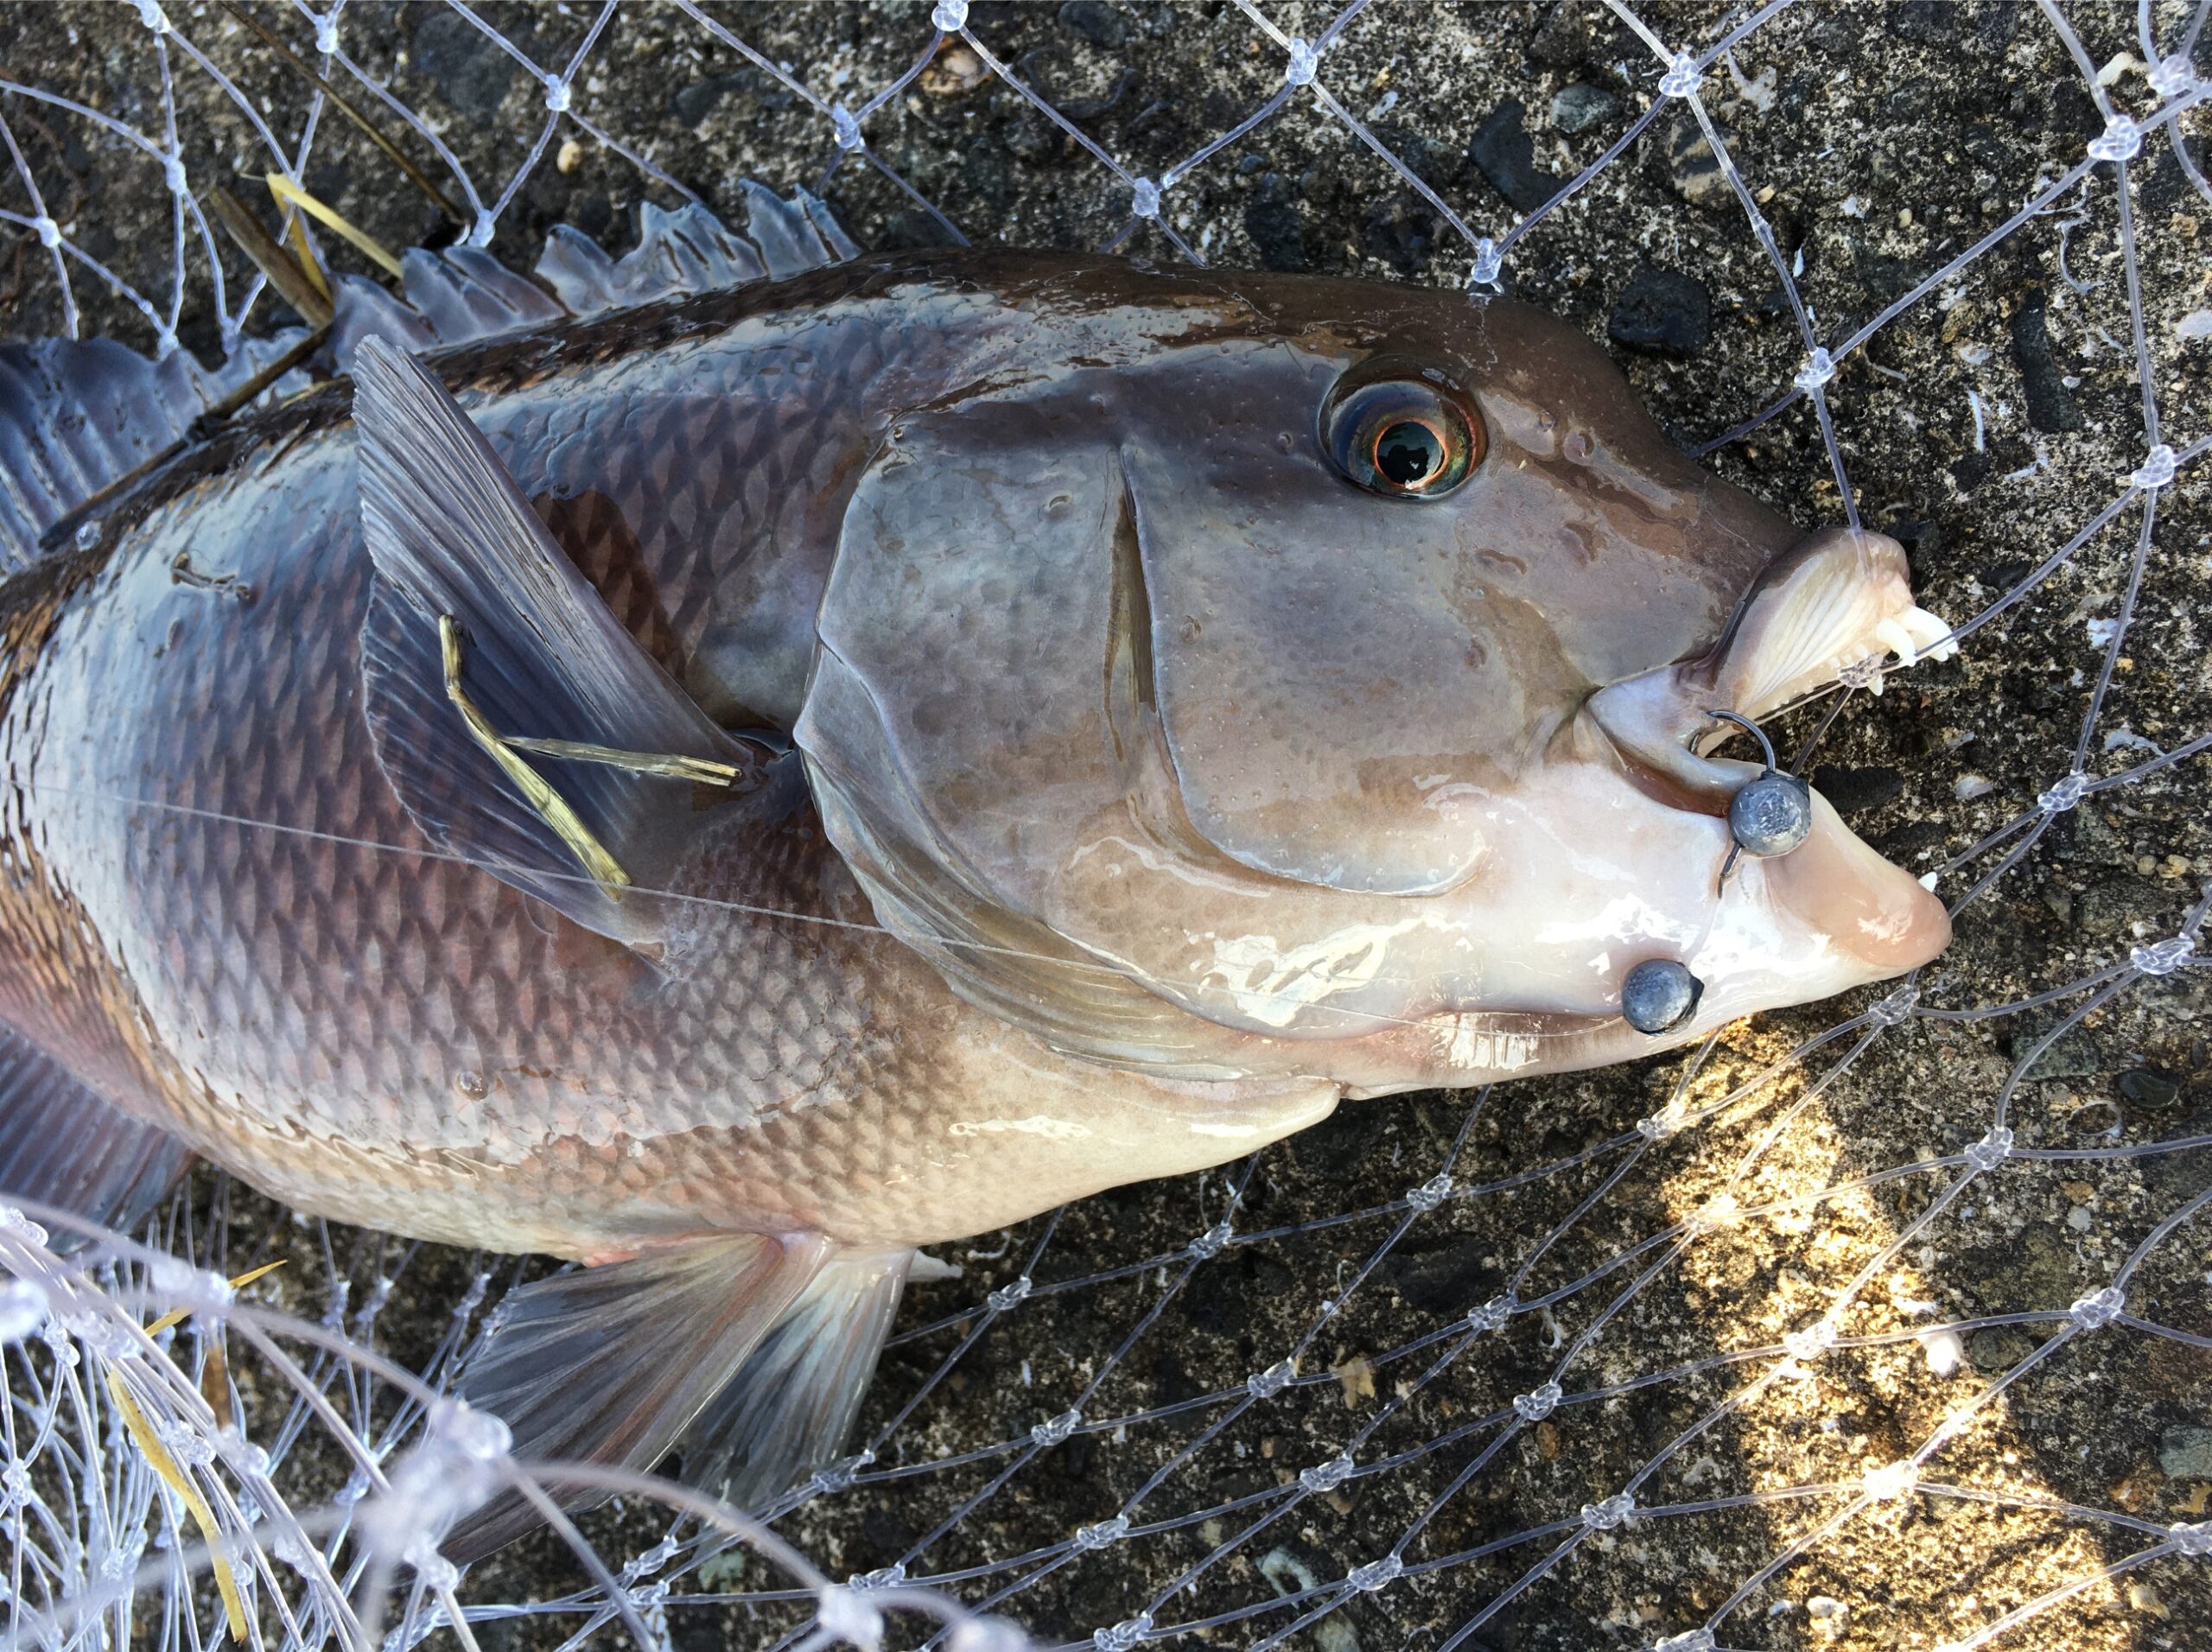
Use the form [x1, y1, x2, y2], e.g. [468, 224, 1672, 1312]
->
[0, 333, 310, 575]
[401, 245, 566, 342]
[327, 272, 438, 371]
[538, 186, 855, 312]
[331, 185, 858, 373]
[3, 185, 860, 559]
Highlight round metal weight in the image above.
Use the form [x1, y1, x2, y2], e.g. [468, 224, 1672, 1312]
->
[1728, 770, 1813, 858]
[1622, 959, 1703, 1034]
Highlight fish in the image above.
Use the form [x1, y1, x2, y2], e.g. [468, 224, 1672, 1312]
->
[0, 187, 1953, 1552]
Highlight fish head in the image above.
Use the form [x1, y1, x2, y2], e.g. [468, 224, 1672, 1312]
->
[798, 258, 1950, 1092]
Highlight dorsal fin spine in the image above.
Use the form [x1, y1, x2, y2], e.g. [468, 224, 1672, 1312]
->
[337, 186, 858, 371]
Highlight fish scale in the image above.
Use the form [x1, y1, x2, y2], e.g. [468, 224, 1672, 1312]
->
[5, 302, 934, 1244]
[0, 232, 1955, 1548]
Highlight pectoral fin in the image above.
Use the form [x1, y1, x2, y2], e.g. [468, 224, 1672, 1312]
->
[444, 1231, 827, 1561]
[0, 1025, 193, 1249]
[351, 339, 771, 947]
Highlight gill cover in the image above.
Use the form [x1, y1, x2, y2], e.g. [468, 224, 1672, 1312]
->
[796, 408, 1262, 1075]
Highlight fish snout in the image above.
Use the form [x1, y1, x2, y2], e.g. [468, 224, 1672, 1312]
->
[1758, 785, 1950, 980]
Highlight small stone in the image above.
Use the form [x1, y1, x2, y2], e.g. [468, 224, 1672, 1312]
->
[2076, 877, 2154, 937]
[1967, 1326, 2037, 1371]
[411, 8, 519, 124]
[2159, 1425, 2212, 1482]
[920, 42, 988, 98]
[674, 71, 784, 124]
[1058, 0, 1125, 48]
[1550, 83, 1619, 135]
[1363, 194, 1441, 276]
[2117, 1067, 2181, 1109]
[1609, 267, 1713, 355]
[2016, 1023, 2101, 1081]
[1467, 100, 1563, 213]
[2010, 289, 2084, 433]
[1529, 3, 1589, 67]
[1665, 110, 1730, 208]
[1245, 188, 1304, 272]
[2127, 1580, 2168, 1617]
[1809, 764, 1904, 815]
[1891, 0, 1959, 41]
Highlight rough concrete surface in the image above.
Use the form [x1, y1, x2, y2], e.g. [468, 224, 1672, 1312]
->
[1, 3, 2209, 1650]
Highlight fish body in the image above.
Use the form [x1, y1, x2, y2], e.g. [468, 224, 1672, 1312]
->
[0, 213, 1951, 1541]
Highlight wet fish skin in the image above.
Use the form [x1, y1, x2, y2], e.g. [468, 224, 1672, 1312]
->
[0, 255, 1363, 1257]
[793, 261, 1949, 1092]
[0, 245, 1950, 1536]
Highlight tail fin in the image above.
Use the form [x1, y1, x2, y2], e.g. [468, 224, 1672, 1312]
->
[443, 1236, 910, 1560]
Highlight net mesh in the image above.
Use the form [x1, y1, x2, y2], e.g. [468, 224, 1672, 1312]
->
[0, 2, 2209, 1649]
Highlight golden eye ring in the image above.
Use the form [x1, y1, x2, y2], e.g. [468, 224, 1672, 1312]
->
[1322, 365, 1485, 499]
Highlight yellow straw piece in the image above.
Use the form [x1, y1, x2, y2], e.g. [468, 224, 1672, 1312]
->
[440, 616, 632, 890]
[281, 206, 334, 303]
[264, 171, 404, 279]
[207, 186, 333, 327]
[106, 1369, 249, 1642]
[505, 736, 742, 787]
[146, 1261, 287, 1338]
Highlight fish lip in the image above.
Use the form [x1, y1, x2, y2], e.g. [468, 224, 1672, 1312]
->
[1580, 685, 1747, 821]
[1583, 677, 1950, 993]
[1335, 1005, 1624, 1098]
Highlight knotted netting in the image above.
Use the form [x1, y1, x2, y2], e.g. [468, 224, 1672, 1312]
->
[0, 3, 2208, 1649]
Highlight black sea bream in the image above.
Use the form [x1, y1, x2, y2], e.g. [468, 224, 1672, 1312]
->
[0, 193, 1952, 1547]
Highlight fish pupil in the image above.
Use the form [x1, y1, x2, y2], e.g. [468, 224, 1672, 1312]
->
[1375, 420, 1443, 486]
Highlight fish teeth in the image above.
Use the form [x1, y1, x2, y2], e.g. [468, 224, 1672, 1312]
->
[1872, 617, 1919, 668]
[1899, 603, 1959, 661]
[1832, 651, 1886, 695]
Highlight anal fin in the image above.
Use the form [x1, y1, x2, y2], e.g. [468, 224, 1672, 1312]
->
[0, 1025, 193, 1249]
[444, 1231, 826, 1562]
[676, 1249, 912, 1512]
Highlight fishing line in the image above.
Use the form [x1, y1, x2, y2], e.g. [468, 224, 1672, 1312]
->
[12, 776, 1580, 1045]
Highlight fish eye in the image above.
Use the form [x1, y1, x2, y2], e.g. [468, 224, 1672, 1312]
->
[1374, 418, 1446, 486]
[1323, 366, 1484, 499]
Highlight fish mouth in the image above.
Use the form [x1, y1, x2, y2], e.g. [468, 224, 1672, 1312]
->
[1755, 785, 1952, 978]
[1589, 526, 1957, 798]
[1584, 524, 1959, 985]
